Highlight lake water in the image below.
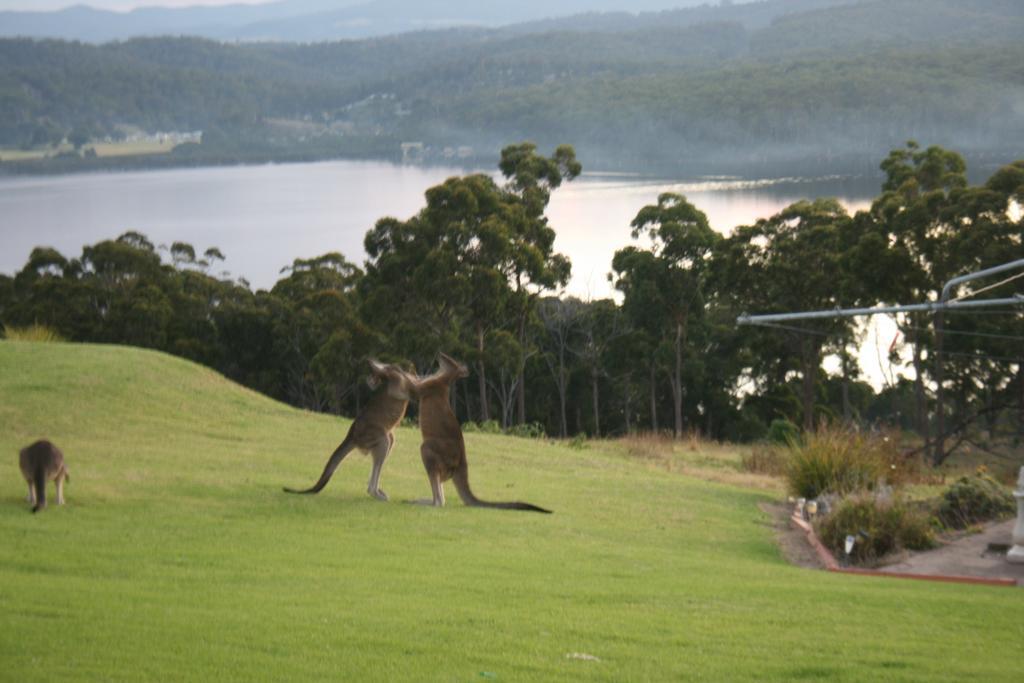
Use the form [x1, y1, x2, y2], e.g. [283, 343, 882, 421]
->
[0, 159, 878, 298]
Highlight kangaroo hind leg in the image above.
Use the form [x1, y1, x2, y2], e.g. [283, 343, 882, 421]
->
[366, 438, 391, 502]
[418, 443, 446, 507]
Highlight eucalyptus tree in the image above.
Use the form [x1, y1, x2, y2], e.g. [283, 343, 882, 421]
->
[922, 158, 1024, 458]
[571, 298, 627, 438]
[612, 192, 719, 438]
[868, 142, 985, 460]
[714, 199, 854, 431]
[362, 143, 579, 423]
[982, 160, 1024, 440]
[497, 142, 579, 424]
[537, 296, 585, 438]
[271, 253, 370, 412]
[363, 173, 513, 420]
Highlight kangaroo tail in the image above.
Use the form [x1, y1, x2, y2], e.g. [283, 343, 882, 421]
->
[283, 433, 356, 494]
[31, 465, 47, 513]
[452, 467, 552, 514]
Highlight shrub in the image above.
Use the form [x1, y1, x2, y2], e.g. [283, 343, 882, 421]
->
[461, 420, 502, 434]
[477, 420, 502, 434]
[767, 418, 799, 445]
[935, 472, 1015, 529]
[785, 427, 902, 499]
[506, 422, 546, 439]
[816, 494, 936, 565]
[2, 324, 65, 342]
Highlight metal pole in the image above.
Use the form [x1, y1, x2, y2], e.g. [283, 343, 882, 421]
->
[736, 296, 1024, 325]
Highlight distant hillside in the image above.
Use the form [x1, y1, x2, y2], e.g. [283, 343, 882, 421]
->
[0, 0, 718, 43]
[750, 0, 1024, 54]
[1, 0, 1022, 174]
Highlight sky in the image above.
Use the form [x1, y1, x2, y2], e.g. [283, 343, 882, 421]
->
[0, 1, 272, 11]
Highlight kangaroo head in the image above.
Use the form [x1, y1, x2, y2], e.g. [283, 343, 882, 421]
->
[367, 359, 417, 401]
[437, 352, 470, 380]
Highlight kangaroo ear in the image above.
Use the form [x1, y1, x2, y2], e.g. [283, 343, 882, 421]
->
[438, 352, 470, 379]
[387, 382, 410, 401]
[366, 373, 381, 390]
[367, 358, 387, 375]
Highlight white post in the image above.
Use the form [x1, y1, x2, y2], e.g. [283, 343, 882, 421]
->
[1009, 467, 1024, 564]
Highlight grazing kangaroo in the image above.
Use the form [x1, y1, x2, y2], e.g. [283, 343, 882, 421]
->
[19, 439, 69, 514]
[413, 352, 551, 513]
[283, 359, 416, 501]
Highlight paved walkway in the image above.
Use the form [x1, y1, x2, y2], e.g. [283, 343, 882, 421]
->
[880, 520, 1024, 586]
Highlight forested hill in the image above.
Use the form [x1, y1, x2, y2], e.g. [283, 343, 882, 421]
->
[0, 0, 716, 43]
[2, 0, 1022, 174]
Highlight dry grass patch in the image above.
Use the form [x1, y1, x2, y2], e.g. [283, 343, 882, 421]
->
[615, 431, 785, 492]
[2, 324, 65, 342]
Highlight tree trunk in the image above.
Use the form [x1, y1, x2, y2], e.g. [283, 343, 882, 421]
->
[841, 353, 851, 424]
[461, 378, 472, 424]
[558, 346, 568, 439]
[933, 310, 946, 465]
[591, 366, 601, 438]
[516, 312, 527, 425]
[800, 337, 818, 432]
[476, 323, 489, 423]
[624, 387, 633, 434]
[671, 318, 685, 439]
[909, 326, 929, 444]
[649, 362, 659, 434]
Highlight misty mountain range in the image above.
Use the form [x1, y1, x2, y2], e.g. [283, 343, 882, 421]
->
[2, 0, 1022, 175]
[0, 0, 760, 43]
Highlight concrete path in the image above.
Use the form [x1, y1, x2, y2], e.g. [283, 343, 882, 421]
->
[881, 520, 1024, 586]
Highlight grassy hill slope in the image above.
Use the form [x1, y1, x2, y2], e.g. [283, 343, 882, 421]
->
[0, 341, 1021, 681]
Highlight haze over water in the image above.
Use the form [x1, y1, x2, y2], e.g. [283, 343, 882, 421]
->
[0, 159, 875, 296]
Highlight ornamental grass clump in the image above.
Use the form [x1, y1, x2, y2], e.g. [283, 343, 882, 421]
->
[815, 494, 936, 565]
[785, 427, 903, 499]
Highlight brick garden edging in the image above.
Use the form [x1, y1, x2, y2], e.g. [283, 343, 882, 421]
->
[790, 512, 1019, 588]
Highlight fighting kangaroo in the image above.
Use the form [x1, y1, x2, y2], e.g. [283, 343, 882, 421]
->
[412, 352, 551, 513]
[20, 439, 69, 513]
[284, 359, 415, 500]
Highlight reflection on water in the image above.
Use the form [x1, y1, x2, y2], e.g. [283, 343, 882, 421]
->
[0, 161, 879, 296]
[547, 171, 876, 297]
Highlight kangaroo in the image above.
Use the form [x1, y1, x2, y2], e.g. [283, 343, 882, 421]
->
[19, 439, 69, 514]
[283, 359, 416, 501]
[412, 352, 551, 513]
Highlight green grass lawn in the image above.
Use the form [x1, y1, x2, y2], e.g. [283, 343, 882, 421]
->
[1, 341, 1021, 681]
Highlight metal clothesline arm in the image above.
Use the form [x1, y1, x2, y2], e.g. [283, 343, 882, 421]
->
[737, 258, 1024, 326]
[941, 258, 1024, 303]
[736, 295, 1024, 326]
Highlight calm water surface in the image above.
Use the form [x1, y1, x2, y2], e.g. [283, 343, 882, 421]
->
[0, 160, 878, 297]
